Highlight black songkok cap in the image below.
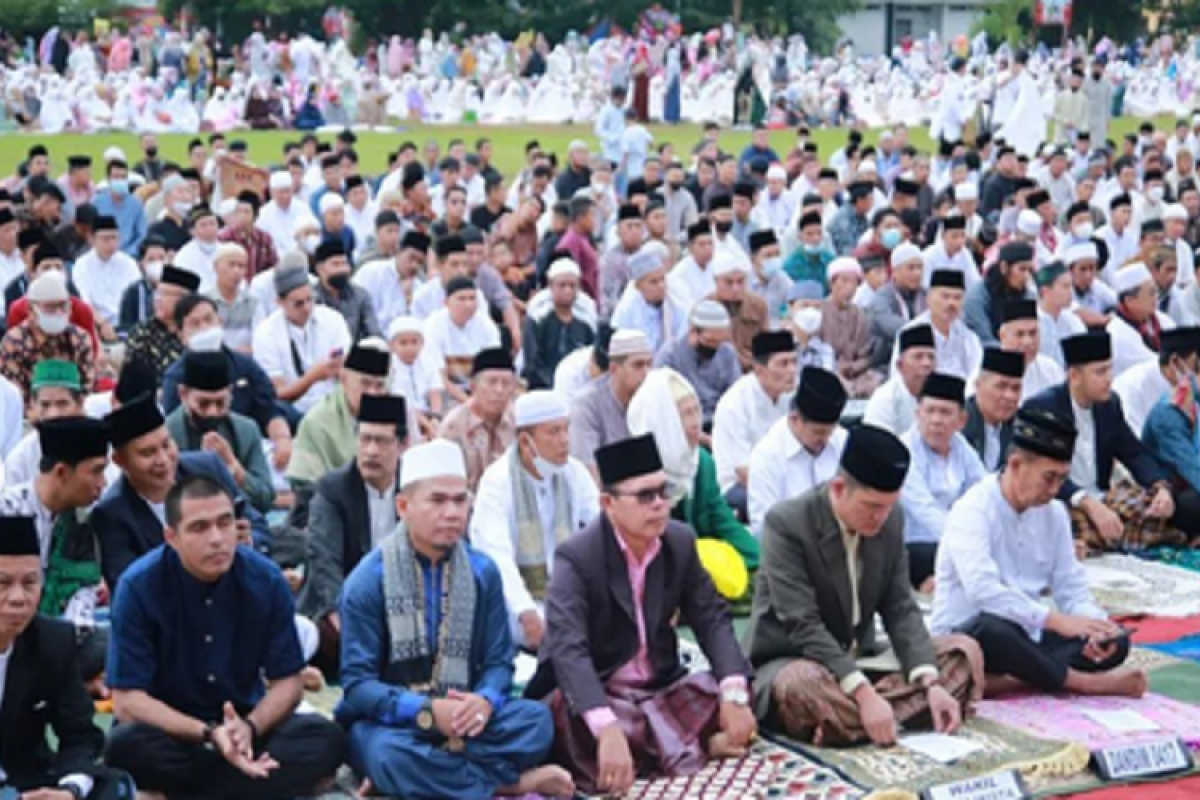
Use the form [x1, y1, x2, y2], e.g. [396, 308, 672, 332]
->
[840, 424, 911, 491]
[1012, 406, 1077, 462]
[596, 434, 663, 487]
[794, 366, 848, 424]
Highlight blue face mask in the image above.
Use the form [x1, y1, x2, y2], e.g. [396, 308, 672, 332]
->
[803, 242, 822, 255]
[110, 179, 129, 196]
[761, 256, 783, 278]
[881, 229, 903, 249]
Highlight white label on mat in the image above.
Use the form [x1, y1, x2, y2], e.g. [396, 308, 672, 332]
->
[1080, 708, 1161, 734]
[900, 732, 985, 764]
[921, 769, 1028, 800]
[1093, 736, 1192, 782]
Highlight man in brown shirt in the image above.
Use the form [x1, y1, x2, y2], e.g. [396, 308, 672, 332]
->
[707, 251, 768, 372]
[437, 347, 518, 491]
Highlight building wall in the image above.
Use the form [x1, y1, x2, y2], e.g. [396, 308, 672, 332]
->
[839, 1, 987, 56]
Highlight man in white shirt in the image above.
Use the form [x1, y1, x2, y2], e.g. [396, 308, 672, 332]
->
[71, 214, 141, 340]
[252, 262, 351, 416]
[1097, 194, 1139, 285]
[471, 391, 599, 651]
[1107, 262, 1174, 379]
[864, 324, 936, 434]
[921, 215, 978, 290]
[667, 221, 717, 315]
[901, 372, 986, 591]
[1163, 203, 1195, 291]
[611, 243, 688, 355]
[894, 270, 982, 382]
[712, 331, 797, 515]
[748, 365, 847, 536]
[1113, 327, 1196, 436]
[354, 231, 430, 333]
[931, 406, 1145, 698]
[0, 208, 24, 309]
[255, 171, 319, 257]
[1037, 259, 1087, 367]
[997, 298, 1065, 401]
[173, 205, 222, 293]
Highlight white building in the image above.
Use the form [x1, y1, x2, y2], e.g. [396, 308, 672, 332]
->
[839, 0, 990, 56]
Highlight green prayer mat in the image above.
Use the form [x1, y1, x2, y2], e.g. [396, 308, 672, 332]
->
[1149, 661, 1200, 705]
[1146, 547, 1200, 575]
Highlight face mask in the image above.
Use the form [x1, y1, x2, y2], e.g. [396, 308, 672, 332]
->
[1073, 222, 1094, 239]
[328, 272, 351, 291]
[144, 260, 164, 284]
[527, 436, 566, 479]
[695, 343, 717, 360]
[803, 241, 822, 254]
[110, 179, 129, 196]
[881, 229, 903, 249]
[36, 309, 69, 335]
[191, 414, 226, 435]
[793, 306, 822, 334]
[761, 256, 783, 278]
[668, 180, 685, 191]
[189, 325, 225, 352]
[146, 147, 159, 159]
[714, 220, 733, 234]
[304, 234, 321, 254]
[1148, 186, 1165, 202]
[171, 200, 193, 217]
[591, 179, 608, 193]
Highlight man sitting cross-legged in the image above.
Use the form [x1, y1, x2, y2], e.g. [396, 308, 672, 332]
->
[744, 424, 984, 747]
[930, 406, 1146, 699]
[337, 440, 572, 799]
[103, 475, 345, 799]
[526, 434, 756, 796]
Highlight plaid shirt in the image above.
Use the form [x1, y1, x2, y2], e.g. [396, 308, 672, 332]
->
[218, 226, 278, 281]
[0, 321, 95, 402]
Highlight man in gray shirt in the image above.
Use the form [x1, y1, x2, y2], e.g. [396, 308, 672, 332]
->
[659, 161, 699, 244]
[654, 300, 741, 431]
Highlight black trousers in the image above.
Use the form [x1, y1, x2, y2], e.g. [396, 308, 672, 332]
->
[960, 613, 1130, 692]
[1172, 487, 1200, 539]
[907, 542, 939, 589]
[7, 768, 134, 798]
[104, 714, 345, 800]
[724, 485, 749, 524]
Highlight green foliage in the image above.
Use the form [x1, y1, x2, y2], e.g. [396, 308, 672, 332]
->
[971, 0, 1031, 47]
[0, 0, 119, 39]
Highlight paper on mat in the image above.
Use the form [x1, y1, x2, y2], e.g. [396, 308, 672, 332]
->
[900, 733, 985, 764]
[1084, 564, 1150, 590]
[514, 652, 538, 685]
[1080, 708, 1161, 733]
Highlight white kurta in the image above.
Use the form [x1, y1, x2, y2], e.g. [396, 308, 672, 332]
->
[421, 308, 501, 363]
[352, 258, 424, 333]
[610, 289, 688, 355]
[900, 429, 986, 545]
[1113, 359, 1171, 437]
[921, 242, 980, 290]
[893, 312, 983, 383]
[1106, 313, 1174, 379]
[389, 353, 445, 413]
[71, 250, 141, 325]
[1038, 307, 1086, 368]
[251, 306, 351, 414]
[930, 475, 1107, 639]
[997, 70, 1047, 157]
[862, 375, 919, 435]
[469, 453, 599, 641]
[0, 375, 22, 458]
[712, 374, 793, 492]
[255, 200, 318, 257]
[747, 418, 846, 535]
[666, 256, 715, 316]
[174, 239, 219, 294]
[1021, 355, 1065, 402]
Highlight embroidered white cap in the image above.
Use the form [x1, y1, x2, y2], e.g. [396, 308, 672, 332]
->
[890, 242, 924, 269]
[1164, 203, 1188, 222]
[1111, 263, 1153, 294]
[387, 316, 423, 340]
[711, 250, 749, 278]
[609, 329, 652, 358]
[401, 439, 467, 489]
[515, 390, 570, 428]
[547, 258, 581, 281]
[268, 171, 291, 191]
[27, 270, 69, 303]
[1017, 209, 1043, 237]
[1065, 242, 1098, 265]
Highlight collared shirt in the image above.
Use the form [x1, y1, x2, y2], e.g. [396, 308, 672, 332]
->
[107, 545, 304, 721]
[252, 306, 352, 414]
[921, 242, 980, 290]
[437, 404, 516, 492]
[569, 374, 633, 468]
[1038, 307, 1087, 368]
[390, 353, 445, 413]
[893, 312, 983, 383]
[92, 189, 147, 256]
[125, 318, 184, 379]
[931, 475, 1107, 640]
[0, 321, 96, 402]
[207, 285, 261, 353]
[1070, 397, 1100, 496]
[900, 429, 987, 545]
[862, 375, 918, 435]
[558, 227, 599, 300]
[71, 249, 142, 326]
[1113, 360, 1172, 438]
[654, 336, 741, 421]
[421, 308, 501, 392]
[315, 282, 382, 342]
[218, 225, 278, 280]
[748, 418, 847, 535]
[353, 258, 424, 333]
[174, 240, 220, 295]
[1021, 355, 1065, 403]
[712, 374, 794, 492]
[666, 255, 716, 314]
[366, 483, 398, 548]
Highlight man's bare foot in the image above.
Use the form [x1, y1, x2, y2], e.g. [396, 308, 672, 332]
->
[137, 792, 166, 800]
[501, 765, 575, 797]
[302, 665, 325, 692]
[984, 675, 1027, 698]
[708, 731, 748, 759]
[1067, 668, 1147, 698]
[918, 577, 936, 595]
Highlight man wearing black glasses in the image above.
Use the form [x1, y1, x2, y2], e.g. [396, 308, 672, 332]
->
[527, 434, 755, 797]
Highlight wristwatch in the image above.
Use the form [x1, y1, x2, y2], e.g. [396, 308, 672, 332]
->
[201, 721, 217, 749]
[720, 686, 750, 707]
[61, 785, 84, 800]
[416, 699, 435, 731]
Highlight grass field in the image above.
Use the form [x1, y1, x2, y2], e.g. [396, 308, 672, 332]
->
[1, 116, 1172, 181]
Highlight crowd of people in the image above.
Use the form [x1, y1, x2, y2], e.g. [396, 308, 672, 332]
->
[3, 19, 1200, 135]
[4, 33, 1200, 799]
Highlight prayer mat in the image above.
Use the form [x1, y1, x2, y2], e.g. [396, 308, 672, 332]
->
[1123, 646, 1186, 674]
[1147, 634, 1200, 667]
[772, 717, 1090, 797]
[1149, 662, 1200, 705]
[303, 684, 344, 719]
[975, 693, 1200, 751]
[1082, 555, 1200, 618]
[1145, 546, 1200, 575]
[1120, 615, 1200, 646]
[1060, 774, 1200, 798]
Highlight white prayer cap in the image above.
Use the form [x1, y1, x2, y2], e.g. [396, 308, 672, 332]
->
[27, 270, 69, 303]
[1112, 263, 1153, 294]
[217, 197, 238, 218]
[268, 171, 291, 191]
[547, 258, 581, 281]
[711, 251, 749, 278]
[955, 182, 978, 201]
[1192, 113, 1200, 127]
[1041, 143, 1056, 158]
[690, 299, 731, 329]
[858, 160, 877, 174]
[103, 146, 127, 164]
[766, 165, 788, 182]
[214, 242, 247, 263]
[1017, 209, 1043, 236]
[827, 257, 863, 282]
[319, 193, 345, 214]
[629, 242, 669, 280]
[568, 139, 589, 153]
[608, 329, 652, 358]
[387, 315, 423, 340]
[1164, 203, 1188, 222]
[161, 174, 186, 195]
[515, 390, 570, 428]
[1065, 242, 1099, 265]
[891, 242, 923, 269]
[400, 439, 467, 489]
[880, 129, 894, 141]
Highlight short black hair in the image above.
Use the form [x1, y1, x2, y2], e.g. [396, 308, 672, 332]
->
[174, 293, 217, 329]
[569, 196, 594, 220]
[166, 474, 232, 529]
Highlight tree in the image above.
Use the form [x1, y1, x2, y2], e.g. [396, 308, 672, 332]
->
[971, 0, 1032, 47]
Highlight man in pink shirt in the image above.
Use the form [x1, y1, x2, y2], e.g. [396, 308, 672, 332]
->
[526, 434, 755, 795]
[556, 196, 599, 300]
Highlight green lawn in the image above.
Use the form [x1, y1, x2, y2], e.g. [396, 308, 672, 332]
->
[3, 116, 1171, 182]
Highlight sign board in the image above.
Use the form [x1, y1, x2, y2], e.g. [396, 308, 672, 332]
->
[1093, 737, 1192, 782]
[217, 156, 269, 203]
[1034, 0, 1073, 26]
[921, 769, 1028, 800]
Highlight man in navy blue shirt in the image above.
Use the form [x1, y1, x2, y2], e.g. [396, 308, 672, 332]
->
[737, 125, 781, 174]
[104, 475, 344, 799]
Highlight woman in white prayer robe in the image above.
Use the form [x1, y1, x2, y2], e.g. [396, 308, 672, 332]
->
[38, 79, 74, 134]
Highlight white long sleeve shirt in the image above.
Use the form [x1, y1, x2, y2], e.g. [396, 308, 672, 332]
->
[747, 418, 846, 535]
[711, 374, 793, 493]
[1112, 359, 1171, 437]
[71, 249, 141, 325]
[892, 312, 983, 383]
[930, 474, 1107, 640]
[862, 375, 919, 435]
[900, 429, 986, 545]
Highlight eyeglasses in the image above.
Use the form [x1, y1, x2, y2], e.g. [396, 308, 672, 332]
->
[610, 482, 674, 505]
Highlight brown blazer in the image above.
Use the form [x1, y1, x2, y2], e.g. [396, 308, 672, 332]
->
[525, 514, 751, 716]
[742, 484, 935, 718]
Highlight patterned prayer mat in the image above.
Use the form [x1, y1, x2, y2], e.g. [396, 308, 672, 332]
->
[1145, 547, 1200, 575]
[1147, 635, 1200, 667]
[1124, 645, 1187, 673]
[975, 693, 1200, 751]
[1082, 556, 1200, 618]
[1120, 615, 1200, 645]
[1149, 661, 1200, 705]
[774, 717, 1090, 797]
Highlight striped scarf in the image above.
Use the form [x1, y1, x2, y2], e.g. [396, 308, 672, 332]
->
[508, 445, 573, 602]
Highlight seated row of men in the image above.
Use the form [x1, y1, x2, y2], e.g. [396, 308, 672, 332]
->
[7, 386, 1146, 798]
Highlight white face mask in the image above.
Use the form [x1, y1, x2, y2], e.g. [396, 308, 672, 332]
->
[197, 240, 217, 255]
[1148, 186, 1165, 202]
[527, 436, 567, 480]
[172, 200, 193, 217]
[761, 256, 783, 278]
[144, 260, 164, 284]
[304, 234, 321, 254]
[189, 325, 225, 352]
[793, 306, 822, 334]
[36, 309, 69, 335]
[1073, 222, 1094, 239]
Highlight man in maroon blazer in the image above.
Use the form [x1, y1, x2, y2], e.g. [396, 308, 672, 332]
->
[525, 434, 756, 796]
